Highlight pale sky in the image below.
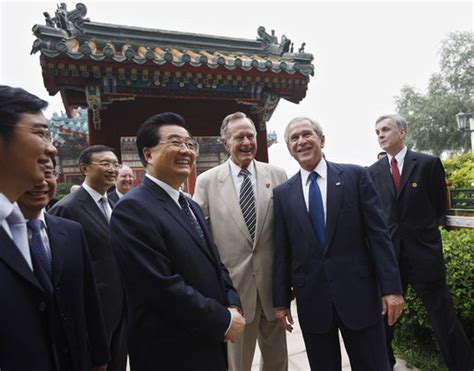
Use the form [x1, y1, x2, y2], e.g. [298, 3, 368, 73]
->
[1, 1, 472, 175]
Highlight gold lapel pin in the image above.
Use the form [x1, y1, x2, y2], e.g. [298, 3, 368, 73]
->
[412, 182, 418, 188]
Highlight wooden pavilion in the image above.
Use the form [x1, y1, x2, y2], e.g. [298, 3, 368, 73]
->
[31, 3, 314, 190]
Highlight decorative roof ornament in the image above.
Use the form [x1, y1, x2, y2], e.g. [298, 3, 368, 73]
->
[44, 3, 89, 37]
[257, 26, 292, 56]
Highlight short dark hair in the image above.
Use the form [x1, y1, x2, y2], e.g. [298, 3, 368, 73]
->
[136, 112, 188, 167]
[0, 85, 48, 139]
[78, 145, 115, 165]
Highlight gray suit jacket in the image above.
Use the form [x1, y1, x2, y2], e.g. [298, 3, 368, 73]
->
[194, 159, 287, 322]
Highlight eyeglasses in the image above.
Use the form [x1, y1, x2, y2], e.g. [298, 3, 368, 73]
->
[44, 169, 59, 180]
[0, 123, 52, 143]
[159, 136, 199, 152]
[89, 162, 121, 170]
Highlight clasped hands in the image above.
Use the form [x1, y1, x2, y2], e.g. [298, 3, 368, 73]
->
[224, 307, 246, 343]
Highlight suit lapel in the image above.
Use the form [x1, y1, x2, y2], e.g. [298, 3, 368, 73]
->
[217, 161, 252, 244]
[78, 188, 109, 233]
[0, 227, 44, 292]
[45, 214, 65, 286]
[398, 150, 417, 198]
[379, 158, 396, 197]
[325, 163, 343, 254]
[254, 162, 272, 246]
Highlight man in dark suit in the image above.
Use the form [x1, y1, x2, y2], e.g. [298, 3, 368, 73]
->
[49, 145, 127, 371]
[108, 165, 134, 203]
[368, 114, 474, 371]
[272, 117, 404, 371]
[17, 157, 108, 371]
[109, 112, 245, 371]
[0, 85, 57, 370]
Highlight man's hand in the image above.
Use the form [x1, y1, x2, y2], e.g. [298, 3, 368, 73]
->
[91, 364, 107, 371]
[274, 308, 294, 332]
[382, 294, 404, 326]
[224, 307, 246, 343]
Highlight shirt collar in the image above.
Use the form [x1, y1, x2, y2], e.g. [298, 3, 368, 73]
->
[387, 146, 407, 165]
[145, 173, 180, 204]
[82, 182, 108, 203]
[301, 158, 327, 186]
[229, 158, 255, 177]
[0, 193, 14, 223]
[26, 209, 47, 230]
[116, 189, 124, 198]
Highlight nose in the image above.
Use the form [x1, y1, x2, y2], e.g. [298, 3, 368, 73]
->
[46, 142, 57, 156]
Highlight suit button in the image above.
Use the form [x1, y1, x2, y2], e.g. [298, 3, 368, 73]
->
[38, 302, 47, 311]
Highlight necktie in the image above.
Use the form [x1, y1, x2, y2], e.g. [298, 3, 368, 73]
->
[27, 219, 52, 278]
[98, 197, 111, 222]
[239, 168, 256, 241]
[6, 205, 30, 265]
[308, 172, 325, 249]
[178, 192, 205, 241]
[391, 157, 400, 192]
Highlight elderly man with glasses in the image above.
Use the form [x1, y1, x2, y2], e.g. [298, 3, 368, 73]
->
[49, 145, 127, 371]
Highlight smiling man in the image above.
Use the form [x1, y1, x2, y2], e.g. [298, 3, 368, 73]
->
[272, 117, 404, 371]
[0, 85, 58, 370]
[110, 112, 245, 371]
[18, 157, 109, 371]
[108, 165, 134, 202]
[49, 145, 127, 371]
[194, 112, 288, 371]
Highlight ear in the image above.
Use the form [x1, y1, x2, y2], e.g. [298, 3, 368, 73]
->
[79, 163, 88, 176]
[220, 137, 230, 152]
[320, 135, 326, 149]
[142, 147, 152, 164]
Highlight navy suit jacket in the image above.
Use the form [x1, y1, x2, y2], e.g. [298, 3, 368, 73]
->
[273, 162, 402, 334]
[110, 177, 241, 371]
[49, 186, 125, 338]
[368, 150, 448, 282]
[108, 190, 120, 203]
[0, 214, 108, 371]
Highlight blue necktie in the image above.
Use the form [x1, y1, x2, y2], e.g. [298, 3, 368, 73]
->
[308, 172, 326, 249]
[178, 193, 205, 242]
[27, 219, 52, 278]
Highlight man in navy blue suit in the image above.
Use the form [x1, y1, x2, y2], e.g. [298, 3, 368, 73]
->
[272, 117, 404, 371]
[17, 157, 108, 371]
[110, 112, 245, 371]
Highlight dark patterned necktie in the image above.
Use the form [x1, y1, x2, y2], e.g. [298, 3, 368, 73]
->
[308, 172, 325, 250]
[27, 219, 52, 278]
[178, 192, 205, 241]
[239, 168, 256, 240]
[391, 157, 400, 191]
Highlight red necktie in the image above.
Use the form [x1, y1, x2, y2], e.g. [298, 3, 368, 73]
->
[391, 157, 400, 191]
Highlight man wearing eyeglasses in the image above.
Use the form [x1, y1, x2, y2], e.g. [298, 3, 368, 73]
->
[18, 156, 109, 371]
[0, 85, 58, 370]
[109, 112, 245, 371]
[49, 145, 127, 371]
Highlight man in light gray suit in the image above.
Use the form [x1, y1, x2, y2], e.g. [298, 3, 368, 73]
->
[194, 112, 288, 371]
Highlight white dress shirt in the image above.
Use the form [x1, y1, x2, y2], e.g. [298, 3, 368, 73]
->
[82, 182, 113, 217]
[300, 159, 328, 224]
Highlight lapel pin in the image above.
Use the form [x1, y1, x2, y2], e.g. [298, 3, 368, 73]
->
[412, 181, 418, 188]
[336, 182, 341, 186]
[266, 183, 271, 188]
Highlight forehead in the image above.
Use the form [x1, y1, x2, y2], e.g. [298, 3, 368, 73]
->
[158, 124, 189, 138]
[376, 118, 397, 130]
[90, 151, 117, 161]
[119, 167, 133, 176]
[288, 120, 315, 136]
[228, 118, 255, 134]
[17, 112, 47, 127]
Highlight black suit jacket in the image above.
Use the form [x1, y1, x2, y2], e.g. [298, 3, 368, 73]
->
[110, 177, 241, 371]
[48, 186, 125, 338]
[0, 214, 108, 371]
[108, 190, 119, 203]
[273, 162, 402, 334]
[368, 149, 448, 282]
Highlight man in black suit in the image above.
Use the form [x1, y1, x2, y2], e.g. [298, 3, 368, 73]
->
[18, 157, 108, 371]
[0, 85, 58, 370]
[109, 112, 245, 371]
[273, 117, 404, 371]
[108, 165, 134, 203]
[368, 114, 474, 371]
[49, 145, 127, 371]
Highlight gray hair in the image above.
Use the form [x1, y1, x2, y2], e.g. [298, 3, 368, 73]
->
[284, 117, 324, 144]
[375, 114, 408, 131]
[220, 112, 256, 139]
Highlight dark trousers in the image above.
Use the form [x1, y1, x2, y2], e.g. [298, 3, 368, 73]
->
[303, 311, 390, 371]
[385, 254, 474, 371]
[107, 310, 128, 371]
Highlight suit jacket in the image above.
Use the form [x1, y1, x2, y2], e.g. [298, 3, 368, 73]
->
[48, 186, 125, 338]
[0, 214, 108, 371]
[272, 162, 402, 334]
[368, 149, 448, 282]
[109, 177, 241, 371]
[108, 190, 120, 203]
[194, 159, 287, 323]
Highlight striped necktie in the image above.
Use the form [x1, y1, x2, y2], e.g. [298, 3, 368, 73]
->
[239, 168, 256, 240]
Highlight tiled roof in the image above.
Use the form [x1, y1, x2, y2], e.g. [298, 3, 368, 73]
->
[31, 3, 314, 77]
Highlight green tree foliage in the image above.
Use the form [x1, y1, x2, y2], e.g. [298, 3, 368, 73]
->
[395, 31, 474, 156]
[443, 152, 474, 188]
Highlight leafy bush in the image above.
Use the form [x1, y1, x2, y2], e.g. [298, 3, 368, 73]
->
[393, 228, 474, 370]
[443, 152, 474, 188]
